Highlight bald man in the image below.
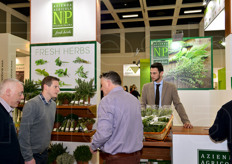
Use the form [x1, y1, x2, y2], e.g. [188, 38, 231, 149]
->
[0, 78, 24, 164]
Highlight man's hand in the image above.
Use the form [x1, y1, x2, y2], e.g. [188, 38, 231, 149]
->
[89, 146, 97, 154]
[25, 158, 36, 164]
[183, 123, 193, 129]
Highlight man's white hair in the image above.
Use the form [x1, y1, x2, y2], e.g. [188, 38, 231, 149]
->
[0, 78, 23, 95]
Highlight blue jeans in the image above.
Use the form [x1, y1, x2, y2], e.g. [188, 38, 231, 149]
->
[33, 149, 48, 164]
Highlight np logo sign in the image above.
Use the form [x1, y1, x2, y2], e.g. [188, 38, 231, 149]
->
[198, 150, 230, 164]
[152, 41, 169, 65]
[52, 1, 73, 37]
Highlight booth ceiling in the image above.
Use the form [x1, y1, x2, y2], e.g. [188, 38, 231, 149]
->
[0, 0, 204, 30]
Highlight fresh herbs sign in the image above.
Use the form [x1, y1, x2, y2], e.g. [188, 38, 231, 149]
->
[198, 150, 230, 164]
[30, 42, 96, 90]
[152, 41, 169, 65]
[52, 1, 73, 37]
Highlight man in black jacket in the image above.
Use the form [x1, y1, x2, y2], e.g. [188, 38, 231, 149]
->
[209, 100, 232, 164]
[0, 78, 24, 164]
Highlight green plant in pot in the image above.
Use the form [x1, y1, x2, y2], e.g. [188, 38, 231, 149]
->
[57, 92, 74, 105]
[86, 78, 96, 105]
[47, 143, 67, 164]
[56, 153, 75, 164]
[75, 79, 89, 105]
[73, 145, 92, 164]
[23, 79, 40, 104]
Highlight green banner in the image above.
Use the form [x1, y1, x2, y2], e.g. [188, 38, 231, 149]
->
[52, 1, 73, 37]
[153, 41, 169, 65]
[198, 150, 230, 164]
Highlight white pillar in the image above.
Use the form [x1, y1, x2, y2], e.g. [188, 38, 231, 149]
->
[225, 35, 232, 90]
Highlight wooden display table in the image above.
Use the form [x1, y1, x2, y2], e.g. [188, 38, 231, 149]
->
[99, 126, 210, 163]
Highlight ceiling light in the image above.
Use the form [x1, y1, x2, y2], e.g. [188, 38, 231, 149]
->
[122, 14, 138, 18]
[184, 10, 202, 14]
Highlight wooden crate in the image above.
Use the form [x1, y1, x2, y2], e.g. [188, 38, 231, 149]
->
[144, 115, 173, 140]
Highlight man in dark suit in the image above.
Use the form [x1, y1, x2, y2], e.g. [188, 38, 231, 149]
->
[141, 62, 193, 128]
[0, 78, 24, 163]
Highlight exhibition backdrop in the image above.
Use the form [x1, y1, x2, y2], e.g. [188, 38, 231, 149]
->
[30, 42, 96, 90]
[150, 37, 213, 89]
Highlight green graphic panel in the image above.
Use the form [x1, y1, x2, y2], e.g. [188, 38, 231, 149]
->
[52, 1, 73, 37]
[198, 150, 230, 164]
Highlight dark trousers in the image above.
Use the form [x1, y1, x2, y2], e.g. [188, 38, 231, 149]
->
[101, 150, 141, 164]
[33, 149, 48, 164]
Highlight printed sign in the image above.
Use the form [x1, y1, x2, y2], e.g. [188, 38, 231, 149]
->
[198, 150, 230, 164]
[152, 41, 169, 65]
[30, 42, 96, 90]
[52, 1, 73, 37]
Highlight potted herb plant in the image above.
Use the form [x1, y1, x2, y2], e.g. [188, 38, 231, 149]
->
[57, 92, 74, 105]
[75, 79, 89, 105]
[73, 145, 92, 164]
[23, 79, 40, 104]
[47, 143, 67, 164]
[56, 153, 75, 164]
[86, 78, 96, 105]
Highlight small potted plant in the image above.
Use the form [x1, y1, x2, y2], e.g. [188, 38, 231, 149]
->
[47, 143, 67, 164]
[57, 92, 74, 105]
[75, 79, 89, 105]
[73, 145, 92, 164]
[82, 118, 95, 130]
[86, 78, 96, 105]
[56, 153, 75, 164]
[23, 79, 40, 104]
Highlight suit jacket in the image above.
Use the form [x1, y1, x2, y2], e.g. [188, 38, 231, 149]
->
[0, 103, 24, 164]
[141, 80, 190, 124]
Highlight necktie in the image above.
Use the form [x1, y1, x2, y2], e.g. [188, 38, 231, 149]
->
[155, 84, 160, 106]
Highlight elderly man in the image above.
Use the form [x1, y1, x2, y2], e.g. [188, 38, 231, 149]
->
[0, 78, 24, 164]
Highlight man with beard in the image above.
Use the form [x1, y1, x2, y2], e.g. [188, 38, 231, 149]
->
[141, 62, 192, 128]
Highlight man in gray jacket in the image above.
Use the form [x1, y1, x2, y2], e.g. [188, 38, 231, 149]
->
[19, 76, 60, 164]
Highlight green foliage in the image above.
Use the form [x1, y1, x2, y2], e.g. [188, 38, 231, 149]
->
[75, 65, 88, 78]
[23, 79, 40, 102]
[35, 59, 47, 66]
[55, 68, 68, 77]
[73, 57, 90, 64]
[57, 92, 74, 105]
[47, 143, 67, 164]
[86, 78, 96, 98]
[54, 114, 65, 123]
[59, 81, 72, 87]
[56, 153, 75, 164]
[55, 57, 69, 66]
[74, 79, 89, 103]
[35, 69, 49, 76]
[165, 43, 210, 88]
[73, 145, 92, 162]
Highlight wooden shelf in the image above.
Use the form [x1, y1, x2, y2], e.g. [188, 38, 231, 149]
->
[51, 130, 96, 142]
[56, 105, 97, 118]
[18, 104, 97, 142]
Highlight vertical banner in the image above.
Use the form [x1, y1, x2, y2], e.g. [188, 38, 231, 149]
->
[152, 41, 169, 65]
[150, 37, 213, 89]
[52, 2, 73, 37]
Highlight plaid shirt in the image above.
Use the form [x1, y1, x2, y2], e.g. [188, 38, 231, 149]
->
[39, 93, 52, 105]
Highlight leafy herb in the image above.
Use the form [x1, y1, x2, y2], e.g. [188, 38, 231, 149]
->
[59, 81, 71, 87]
[55, 57, 69, 66]
[75, 66, 88, 78]
[35, 59, 48, 65]
[35, 69, 49, 76]
[55, 68, 68, 77]
[73, 57, 90, 64]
